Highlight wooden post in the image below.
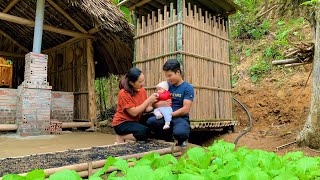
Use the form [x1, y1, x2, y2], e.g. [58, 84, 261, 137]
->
[98, 79, 104, 118]
[33, 0, 45, 53]
[86, 39, 96, 127]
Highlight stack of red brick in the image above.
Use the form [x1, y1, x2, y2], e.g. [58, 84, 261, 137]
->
[48, 120, 62, 135]
[16, 53, 52, 136]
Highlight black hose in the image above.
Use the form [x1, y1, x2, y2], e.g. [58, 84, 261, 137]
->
[232, 97, 253, 145]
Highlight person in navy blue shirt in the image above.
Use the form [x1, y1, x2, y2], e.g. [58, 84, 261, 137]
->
[146, 59, 194, 147]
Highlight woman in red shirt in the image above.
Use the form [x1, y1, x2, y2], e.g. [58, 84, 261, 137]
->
[112, 67, 158, 143]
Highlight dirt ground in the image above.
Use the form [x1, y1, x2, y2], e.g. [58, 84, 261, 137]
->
[0, 132, 116, 158]
[0, 141, 171, 176]
[1, 64, 318, 163]
[194, 64, 320, 157]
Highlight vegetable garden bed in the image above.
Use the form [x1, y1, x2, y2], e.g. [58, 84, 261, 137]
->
[0, 141, 173, 177]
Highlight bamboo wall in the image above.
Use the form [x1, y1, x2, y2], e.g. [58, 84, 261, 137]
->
[47, 39, 88, 121]
[135, 1, 234, 126]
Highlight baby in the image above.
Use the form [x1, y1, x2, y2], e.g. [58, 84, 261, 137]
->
[153, 81, 172, 130]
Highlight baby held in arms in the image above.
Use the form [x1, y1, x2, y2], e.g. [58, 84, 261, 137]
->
[153, 81, 172, 130]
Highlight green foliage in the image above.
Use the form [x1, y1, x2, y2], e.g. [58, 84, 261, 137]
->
[230, 0, 312, 83]
[49, 170, 81, 180]
[230, 0, 270, 39]
[3, 140, 320, 180]
[231, 73, 239, 88]
[95, 75, 120, 120]
[89, 157, 117, 180]
[111, 0, 133, 23]
[301, 0, 318, 6]
[245, 48, 252, 57]
[3, 169, 45, 180]
[249, 56, 271, 82]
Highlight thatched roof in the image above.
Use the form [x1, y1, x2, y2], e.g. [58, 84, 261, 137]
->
[119, 0, 240, 17]
[0, 0, 134, 76]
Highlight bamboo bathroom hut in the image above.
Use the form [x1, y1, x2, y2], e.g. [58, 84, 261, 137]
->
[119, 0, 240, 130]
[0, 0, 133, 127]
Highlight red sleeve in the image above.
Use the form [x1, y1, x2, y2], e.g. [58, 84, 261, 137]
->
[158, 91, 171, 101]
[119, 90, 135, 109]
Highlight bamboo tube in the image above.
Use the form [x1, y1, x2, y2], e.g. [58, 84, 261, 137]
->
[77, 150, 183, 178]
[272, 58, 298, 65]
[61, 122, 92, 129]
[284, 62, 311, 67]
[165, 6, 168, 58]
[156, 9, 160, 85]
[221, 18, 225, 119]
[219, 17, 223, 118]
[190, 5, 194, 118]
[220, 19, 225, 120]
[76, 162, 135, 178]
[4, 146, 182, 179]
[213, 16, 218, 120]
[0, 124, 17, 131]
[152, 11, 156, 88]
[0, 122, 92, 132]
[136, 17, 140, 65]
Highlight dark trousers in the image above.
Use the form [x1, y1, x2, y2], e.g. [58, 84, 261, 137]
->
[146, 115, 190, 143]
[113, 121, 150, 141]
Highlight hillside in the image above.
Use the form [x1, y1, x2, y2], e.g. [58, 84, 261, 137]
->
[194, 0, 320, 156]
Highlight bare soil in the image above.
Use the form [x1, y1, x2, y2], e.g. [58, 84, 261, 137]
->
[194, 64, 320, 157]
[0, 141, 171, 176]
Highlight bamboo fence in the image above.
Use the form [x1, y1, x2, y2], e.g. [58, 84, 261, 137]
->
[134, 1, 235, 128]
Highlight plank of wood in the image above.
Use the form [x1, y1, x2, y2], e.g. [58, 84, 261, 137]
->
[47, 0, 88, 34]
[2, 0, 20, 13]
[0, 12, 94, 38]
[0, 51, 24, 58]
[0, 28, 28, 52]
[86, 39, 96, 127]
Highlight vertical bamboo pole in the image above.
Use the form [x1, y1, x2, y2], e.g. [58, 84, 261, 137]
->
[157, 9, 161, 84]
[213, 15, 219, 120]
[221, 18, 225, 120]
[158, 8, 163, 83]
[222, 18, 225, 120]
[219, 17, 222, 119]
[177, 0, 184, 73]
[195, 5, 200, 120]
[164, 6, 167, 68]
[164, 6, 168, 61]
[151, 11, 155, 88]
[183, 3, 188, 84]
[199, 8, 203, 119]
[141, 15, 146, 83]
[136, 15, 140, 69]
[211, 15, 216, 120]
[200, 9, 205, 119]
[205, 11, 210, 119]
[170, 3, 174, 55]
[86, 38, 96, 127]
[189, 4, 194, 119]
[133, 11, 138, 66]
[227, 18, 232, 120]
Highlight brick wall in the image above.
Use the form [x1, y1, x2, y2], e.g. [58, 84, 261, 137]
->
[0, 88, 18, 124]
[51, 92, 74, 122]
[0, 89, 74, 124]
